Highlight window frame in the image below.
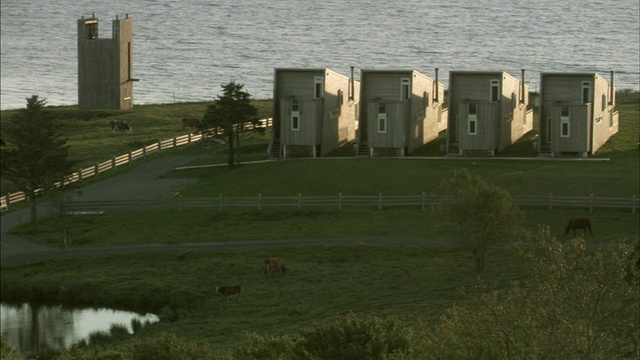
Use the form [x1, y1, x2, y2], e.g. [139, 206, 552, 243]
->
[401, 78, 411, 101]
[291, 99, 300, 131]
[314, 76, 324, 99]
[490, 79, 500, 103]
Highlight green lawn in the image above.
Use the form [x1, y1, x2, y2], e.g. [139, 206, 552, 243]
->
[1, 93, 638, 357]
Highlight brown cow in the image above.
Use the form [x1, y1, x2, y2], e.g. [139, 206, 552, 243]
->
[264, 257, 287, 277]
[182, 117, 201, 131]
[216, 284, 242, 300]
[565, 217, 593, 236]
[110, 120, 132, 132]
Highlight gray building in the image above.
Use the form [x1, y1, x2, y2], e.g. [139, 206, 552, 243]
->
[358, 69, 446, 157]
[538, 72, 618, 157]
[447, 70, 533, 156]
[270, 68, 360, 158]
[77, 14, 136, 110]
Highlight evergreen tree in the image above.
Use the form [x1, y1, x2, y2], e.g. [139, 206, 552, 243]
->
[202, 82, 259, 167]
[1, 95, 74, 229]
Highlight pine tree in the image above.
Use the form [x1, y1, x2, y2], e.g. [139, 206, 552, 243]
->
[1, 95, 74, 229]
[202, 82, 259, 167]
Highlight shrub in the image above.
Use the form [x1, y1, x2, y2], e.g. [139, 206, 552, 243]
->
[296, 313, 416, 360]
[0, 336, 21, 360]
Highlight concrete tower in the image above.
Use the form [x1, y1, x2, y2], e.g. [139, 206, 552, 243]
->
[77, 14, 136, 110]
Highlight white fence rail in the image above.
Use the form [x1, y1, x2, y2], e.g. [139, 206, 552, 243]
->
[0, 118, 272, 211]
[57, 193, 639, 214]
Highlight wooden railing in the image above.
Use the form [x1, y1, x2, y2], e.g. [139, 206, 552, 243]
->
[0, 118, 272, 211]
[56, 193, 639, 214]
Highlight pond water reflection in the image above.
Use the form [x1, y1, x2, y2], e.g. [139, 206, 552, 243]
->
[0, 302, 159, 359]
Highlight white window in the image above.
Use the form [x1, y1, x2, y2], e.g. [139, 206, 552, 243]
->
[401, 78, 410, 100]
[601, 94, 607, 112]
[560, 105, 570, 137]
[291, 99, 300, 131]
[582, 81, 591, 104]
[378, 103, 387, 133]
[490, 79, 500, 102]
[423, 91, 429, 108]
[314, 76, 324, 99]
[468, 103, 477, 135]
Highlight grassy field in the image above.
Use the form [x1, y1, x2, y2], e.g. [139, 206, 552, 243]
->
[1, 92, 639, 357]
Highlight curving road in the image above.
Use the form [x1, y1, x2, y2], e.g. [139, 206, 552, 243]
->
[1, 156, 440, 267]
[1, 156, 204, 267]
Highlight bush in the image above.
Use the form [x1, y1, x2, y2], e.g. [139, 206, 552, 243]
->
[55, 333, 233, 360]
[241, 313, 418, 360]
[1, 336, 21, 360]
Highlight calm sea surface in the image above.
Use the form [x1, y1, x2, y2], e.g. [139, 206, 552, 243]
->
[1, 0, 639, 110]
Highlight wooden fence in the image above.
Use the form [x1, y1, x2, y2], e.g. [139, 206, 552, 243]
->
[56, 193, 639, 214]
[0, 118, 272, 212]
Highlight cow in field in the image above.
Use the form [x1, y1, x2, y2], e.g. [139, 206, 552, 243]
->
[216, 284, 243, 300]
[264, 257, 287, 277]
[565, 216, 593, 236]
[182, 117, 201, 131]
[110, 120, 132, 132]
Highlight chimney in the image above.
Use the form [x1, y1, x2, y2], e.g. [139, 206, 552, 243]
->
[520, 69, 526, 103]
[349, 66, 355, 101]
[434, 68, 439, 103]
[609, 70, 615, 106]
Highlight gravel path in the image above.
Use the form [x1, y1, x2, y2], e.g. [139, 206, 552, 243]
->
[1, 156, 443, 267]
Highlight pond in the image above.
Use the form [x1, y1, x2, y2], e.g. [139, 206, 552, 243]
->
[0, 302, 159, 359]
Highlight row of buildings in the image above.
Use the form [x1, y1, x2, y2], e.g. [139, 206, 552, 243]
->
[77, 15, 619, 158]
[269, 68, 618, 158]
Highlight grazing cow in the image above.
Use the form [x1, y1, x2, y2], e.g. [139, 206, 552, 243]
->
[110, 120, 132, 132]
[216, 284, 243, 300]
[182, 117, 201, 131]
[264, 257, 287, 277]
[565, 217, 593, 236]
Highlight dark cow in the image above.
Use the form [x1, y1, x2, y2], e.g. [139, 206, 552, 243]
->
[216, 284, 243, 300]
[110, 120, 132, 132]
[182, 117, 201, 131]
[565, 217, 593, 236]
[264, 257, 287, 277]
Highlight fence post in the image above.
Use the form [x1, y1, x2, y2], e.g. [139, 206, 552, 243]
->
[95, 163, 99, 175]
[298, 193, 302, 210]
[258, 194, 262, 211]
[112, 156, 116, 169]
[589, 193, 594, 213]
[173, 137, 177, 148]
[548, 192, 552, 211]
[188, 133, 192, 143]
[158, 140, 162, 151]
[128, 151, 133, 165]
[143, 146, 147, 158]
[379, 193, 382, 211]
[5, 192, 10, 208]
[338, 192, 342, 210]
[78, 167, 83, 182]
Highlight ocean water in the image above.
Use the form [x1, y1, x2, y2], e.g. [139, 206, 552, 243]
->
[1, 0, 638, 110]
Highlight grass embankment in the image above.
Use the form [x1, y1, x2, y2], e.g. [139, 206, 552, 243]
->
[1, 92, 638, 356]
